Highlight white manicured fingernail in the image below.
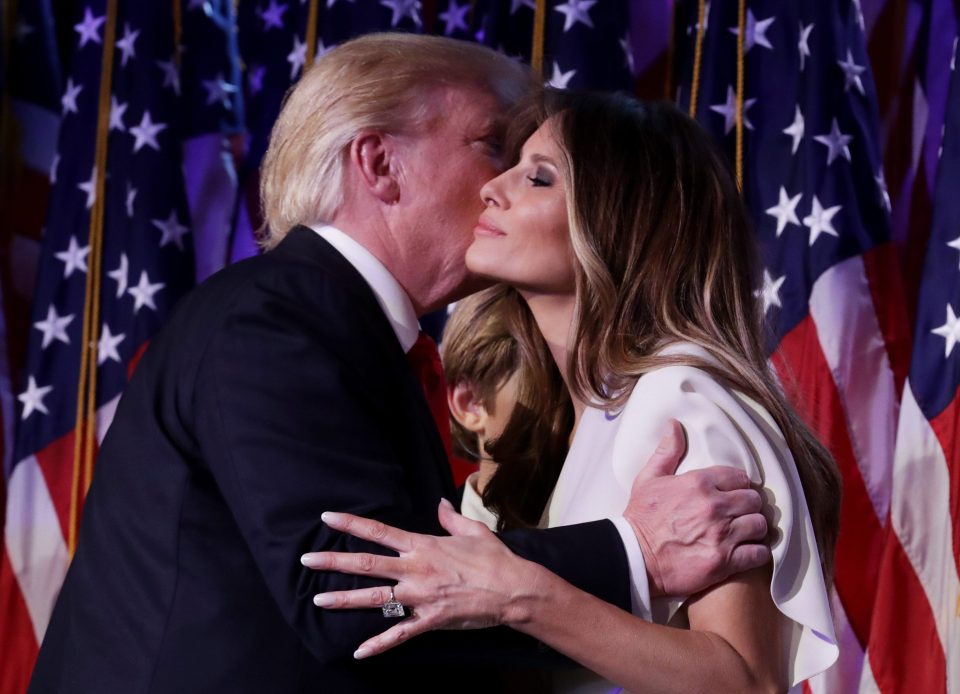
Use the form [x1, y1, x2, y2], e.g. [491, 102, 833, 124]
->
[439, 497, 454, 510]
[321, 511, 341, 524]
[313, 594, 334, 607]
[354, 647, 371, 659]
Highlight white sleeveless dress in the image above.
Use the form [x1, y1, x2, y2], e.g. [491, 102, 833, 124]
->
[461, 343, 839, 692]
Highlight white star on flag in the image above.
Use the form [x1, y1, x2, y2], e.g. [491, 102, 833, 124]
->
[248, 64, 266, 95]
[55, 236, 91, 278]
[510, 0, 535, 13]
[116, 22, 140, 66]
[129, 110, 168, 153]
[709, 85, 756, 135]
[765, 187, 802, 236]
[620, 35, 635, 74]
[798, 22, 814, 71]
[129, 271, 165, 313]
[61, 78, 83, 115]
[814, 118, 852, 166]
[15, 18, 34, 42]
[380, 0, 422, 28]
[932, 304, 960, 358]
[439, 0, 470, 35]
[74, 6, 106, 48]
[316, 40, 334, 59]
[18, 376, 53, 420]
[259, 0, 288, 30]
[837, 49, 866, 95]
[947, 235, 960, 269]
[547, 62, 576, 89]
[802, 195, 842, 245]
[78, 166, 97, 210]
[110, 96, 128, 131]
[156, 58, 181, 95]
[108, 253, 130, 298]
[126, 183, 138, 217]
[202, 73, 237, 108]
[97, 324, 126, 365]
[287, 35, 307, 79]
[49, 154, 60, 184]
[783, 105, 805, 154]
[757, 269, 786, 314]
[554, 0, 596, 32]
[33, 305, 75, 349]
[852, 0, 866, 31]
[728, 9, 774, 53]
[152, 210, 190, 250]
[875, 170, 892, 213]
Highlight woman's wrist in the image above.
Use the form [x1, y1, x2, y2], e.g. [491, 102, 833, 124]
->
[500, 557, 568, 629]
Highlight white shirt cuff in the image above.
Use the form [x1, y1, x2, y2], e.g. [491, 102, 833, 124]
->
[609, 516, 652, 621]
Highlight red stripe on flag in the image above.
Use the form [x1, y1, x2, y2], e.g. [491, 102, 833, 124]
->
[929, 391, 960, 577]
[867, 527, 946, 694]
[772, 315, 885, 647]
[862, 243, 912, 396]
[33, 431, 78, 546]
[0, 550, 40, 694]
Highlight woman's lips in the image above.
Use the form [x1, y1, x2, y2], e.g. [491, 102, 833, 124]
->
[474, 218, 506, 237]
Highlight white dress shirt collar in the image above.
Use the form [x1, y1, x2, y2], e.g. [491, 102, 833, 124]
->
[309, 224, 420, 353]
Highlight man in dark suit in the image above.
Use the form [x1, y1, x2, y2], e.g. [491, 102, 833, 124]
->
[30, 34, 770, 693]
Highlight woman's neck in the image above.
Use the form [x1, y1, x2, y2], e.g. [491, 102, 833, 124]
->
[520, 291, 586, 431]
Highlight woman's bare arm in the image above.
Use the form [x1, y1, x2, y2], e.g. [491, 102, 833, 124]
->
[306, 504, 787, 693]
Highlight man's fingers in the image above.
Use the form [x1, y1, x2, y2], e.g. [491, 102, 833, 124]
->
[726, 512, 769, 545]
[632, 419, 687, 487]
[354, 614, 429, 659]
[320, 512, 415, 552]
[438, 498, 488, 538]
[701, 465, 753, 492]
[313, 585, 402, 610]
[717, 488, 764, 517]
[726, 542, 773, 577]
[300, 551, 403, 579]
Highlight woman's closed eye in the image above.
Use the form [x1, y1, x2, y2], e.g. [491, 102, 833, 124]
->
[527, 169, 553, 187]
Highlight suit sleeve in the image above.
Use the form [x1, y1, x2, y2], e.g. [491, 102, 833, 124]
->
[191, 273, 630, 666]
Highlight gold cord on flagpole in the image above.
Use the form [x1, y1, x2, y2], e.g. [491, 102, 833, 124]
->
[734, 0, 745, 190]
[688, 0, 707, 117]
[531, 0, 547, 80]
[173, 0, 182, 66]
[304, 0, 320, 70]
[69, 0, 119, 556]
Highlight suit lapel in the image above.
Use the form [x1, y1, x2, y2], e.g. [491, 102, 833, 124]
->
[274, 226, 455, 495]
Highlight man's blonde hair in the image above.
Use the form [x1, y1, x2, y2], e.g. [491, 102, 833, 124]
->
[259, 33, 534, 248]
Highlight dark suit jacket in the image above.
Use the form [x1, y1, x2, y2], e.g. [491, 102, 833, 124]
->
[30, 227, 630, 693]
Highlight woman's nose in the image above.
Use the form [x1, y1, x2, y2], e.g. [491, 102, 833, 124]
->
[480, 175, 505, 208]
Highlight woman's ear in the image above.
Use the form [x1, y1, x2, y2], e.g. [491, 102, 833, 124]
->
[447, 381, 487, 435]
[348, 131, 400, 204]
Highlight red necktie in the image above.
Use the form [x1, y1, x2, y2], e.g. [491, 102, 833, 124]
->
[405, 332, 473, 486]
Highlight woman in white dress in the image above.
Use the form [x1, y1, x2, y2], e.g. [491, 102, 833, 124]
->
[304, 91, 842, 692]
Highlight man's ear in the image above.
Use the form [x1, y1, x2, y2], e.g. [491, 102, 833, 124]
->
[348, 131, 400, 204]
[447, 381, 487, 434]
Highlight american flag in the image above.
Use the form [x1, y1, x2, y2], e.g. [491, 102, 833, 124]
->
[866, 30, 960, 693]
[674, 0, 958, 691]
[0, 1, 195, 691]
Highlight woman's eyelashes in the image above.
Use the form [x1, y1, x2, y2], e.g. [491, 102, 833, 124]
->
[527, 168, 552, 187]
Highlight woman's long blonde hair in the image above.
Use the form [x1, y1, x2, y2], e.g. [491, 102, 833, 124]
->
[489, 91, 841, 580]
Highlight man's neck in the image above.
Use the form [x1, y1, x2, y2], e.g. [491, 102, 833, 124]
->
[330, 216, 467, 316]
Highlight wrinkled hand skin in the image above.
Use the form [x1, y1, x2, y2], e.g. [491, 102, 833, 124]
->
[623, 420, 772, 598]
